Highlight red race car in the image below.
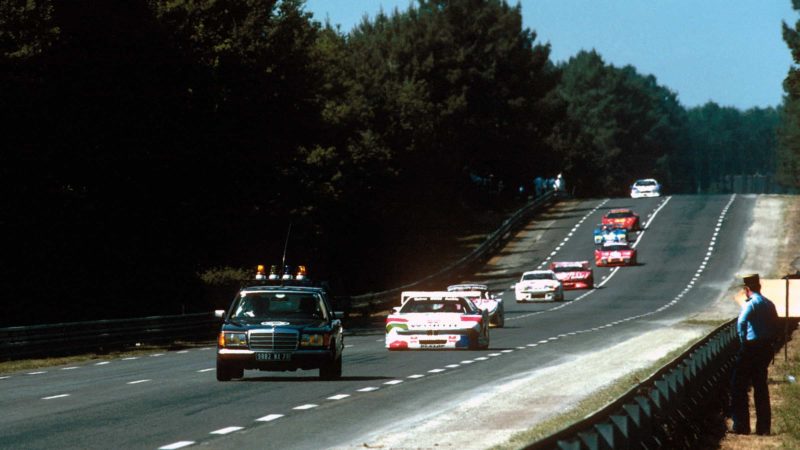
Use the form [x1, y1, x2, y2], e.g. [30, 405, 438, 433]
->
[594, 242, 637, 267]
[549, 261, 594, 290]
[601, 208, 641, 231]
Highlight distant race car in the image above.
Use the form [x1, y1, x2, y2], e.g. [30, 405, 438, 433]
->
[594, 241, 638, 267]
[630, 178, 661, 198]
[447, 283, 505, 327]
[515, 270, 564, 302]
[593, 224, 628, 245]
[601, 208, 641, 232]
[549, 261, 594, 290]
[385, 292, 490, 350]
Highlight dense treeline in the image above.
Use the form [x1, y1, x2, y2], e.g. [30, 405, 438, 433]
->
[0, 0, 789, 326]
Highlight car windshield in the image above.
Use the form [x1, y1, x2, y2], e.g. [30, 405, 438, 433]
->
[522, 273, 554, 280]
[606, 211, 633, 219]
[636, 180, 657, 187]
[232, 291, 325, 321]
[400, 298, 472, 313]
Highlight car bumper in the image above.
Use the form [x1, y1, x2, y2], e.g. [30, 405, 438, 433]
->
[217, 348, 334, 371]
[516, 291, 559, 301]
[386, 334, 471, 350]
[631, 191, 660, 198]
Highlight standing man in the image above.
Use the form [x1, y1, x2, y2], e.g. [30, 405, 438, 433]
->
[730, 273, 779, 435]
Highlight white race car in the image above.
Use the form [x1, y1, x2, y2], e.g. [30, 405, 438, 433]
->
[447, 283, 504, 327]
[386, 292, 490, 350]
[515, 270, 564, 302]
[630, 178, 661, 198]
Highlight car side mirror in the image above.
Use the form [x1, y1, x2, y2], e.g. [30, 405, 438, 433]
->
[214, 310, 226, 318]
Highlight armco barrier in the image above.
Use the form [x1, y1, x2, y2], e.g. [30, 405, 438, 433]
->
[0, 313, 220, 360]
[524, 319, 739, 450]
[0, 192, 557, 361]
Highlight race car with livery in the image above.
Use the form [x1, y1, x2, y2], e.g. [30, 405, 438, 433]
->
[601, 208, 641, 232]
[385, 292, 490, 350]
[549, 261, 594, 290]
[593, 224, 628, 245]
[630, 178, 661, 198]
[594, 241, 638, 267]
[446, 283, 505, 327]
[515, 270, 564, 302]
[214, 265, 345, 381]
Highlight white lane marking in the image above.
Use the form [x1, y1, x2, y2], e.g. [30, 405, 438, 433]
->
[0, 376, 9, 380]
[127, 379, 150, 385]
[211, 426, 243, 435]
[293, 404, 318, 410]
[345, 344, 354, 348]
[384, 380, 404, 385]
[501, 349, 514, 353]
[27, 371, 47, 375]
[256, 414, 284, 422]
[197, 368, 215, 373]
[150, 353, 164, 357]
[460, 360, 475, 364]
[159, 441, 195, 450]
[122, 357, 139, 361]
[61, 367, 78, 371]
[407, 374, 425, 379]
[42, 394, 70, 400]
[177, 350, 189, 354]
[631, 196, 672, 248]
[527, 343, 538, 347]
[488, 353, 502, 357]
[474, 357, 489, 361]
[428, 368, 446, 373]
[328, 394, 350, 400]
[95, 362, 110, 366]
[445, 364, 460, 368]
[357, 387, 379, 392]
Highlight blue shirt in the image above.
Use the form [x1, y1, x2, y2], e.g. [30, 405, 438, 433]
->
[737, 292, 778, 343]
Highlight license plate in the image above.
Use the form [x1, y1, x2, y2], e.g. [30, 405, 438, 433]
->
[256, 352, 291, 361]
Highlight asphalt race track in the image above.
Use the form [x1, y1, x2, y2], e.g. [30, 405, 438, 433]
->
[0, 194, 754, 450]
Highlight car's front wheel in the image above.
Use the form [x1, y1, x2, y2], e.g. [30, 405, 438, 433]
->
[216, 360, 235, 382]
[320, 351, 342, 380]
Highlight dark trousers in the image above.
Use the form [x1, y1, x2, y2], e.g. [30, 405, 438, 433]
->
[730, 340, 773, 434]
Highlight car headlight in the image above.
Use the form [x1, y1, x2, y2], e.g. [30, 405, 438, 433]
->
[219, 332, 248, 348]
[301, 334, 325, 347]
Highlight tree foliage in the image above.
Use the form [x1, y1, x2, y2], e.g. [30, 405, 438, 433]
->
[0, 0, 786, 326]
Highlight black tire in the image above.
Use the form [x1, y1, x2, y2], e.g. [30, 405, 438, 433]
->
[494, 307, 505, 328]
[468, 330, 480, 350]
[480, 326, 490, 349]
[216, 360, 232, 382]
[320, 353, 342, 380]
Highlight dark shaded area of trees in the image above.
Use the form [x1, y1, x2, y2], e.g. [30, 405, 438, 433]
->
[0, 0, 789, 326]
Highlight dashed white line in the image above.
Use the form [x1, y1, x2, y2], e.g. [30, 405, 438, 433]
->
[42, 394, 70, 400]
[197, 368, 215, 373]
[384, 380, 404, 385]
[357, 387, 379, 392]
[159, 441, 195, 450]
[256, 414, 284, 422]
[127, 379, 151, 385]
[28, 371, 47, 375]
[293, 404, 318, 410]
[407, 374, 425, 379]
[428, 368, 446, 373]
[211, 426, 243, 435]
[328, 394, 350, 400]
[94, 362, 110, 366]
[61, 367, 78, 371]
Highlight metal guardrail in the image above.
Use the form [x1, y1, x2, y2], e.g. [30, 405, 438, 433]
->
[525, 319, 739, 450]
[0, 313, 220, 360]
[347, 191, 556, 314]
[0, 192, 557, 361]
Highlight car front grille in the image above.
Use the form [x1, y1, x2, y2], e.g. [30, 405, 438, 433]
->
[249, 330, 298, 351]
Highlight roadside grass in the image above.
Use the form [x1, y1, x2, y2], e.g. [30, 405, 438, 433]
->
[0, 341, 213, 375]
[774, 333, 800, 449]
[494, 345, 691, 450]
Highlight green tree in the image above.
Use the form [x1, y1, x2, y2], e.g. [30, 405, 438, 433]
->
[779, 0, 800, 189]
